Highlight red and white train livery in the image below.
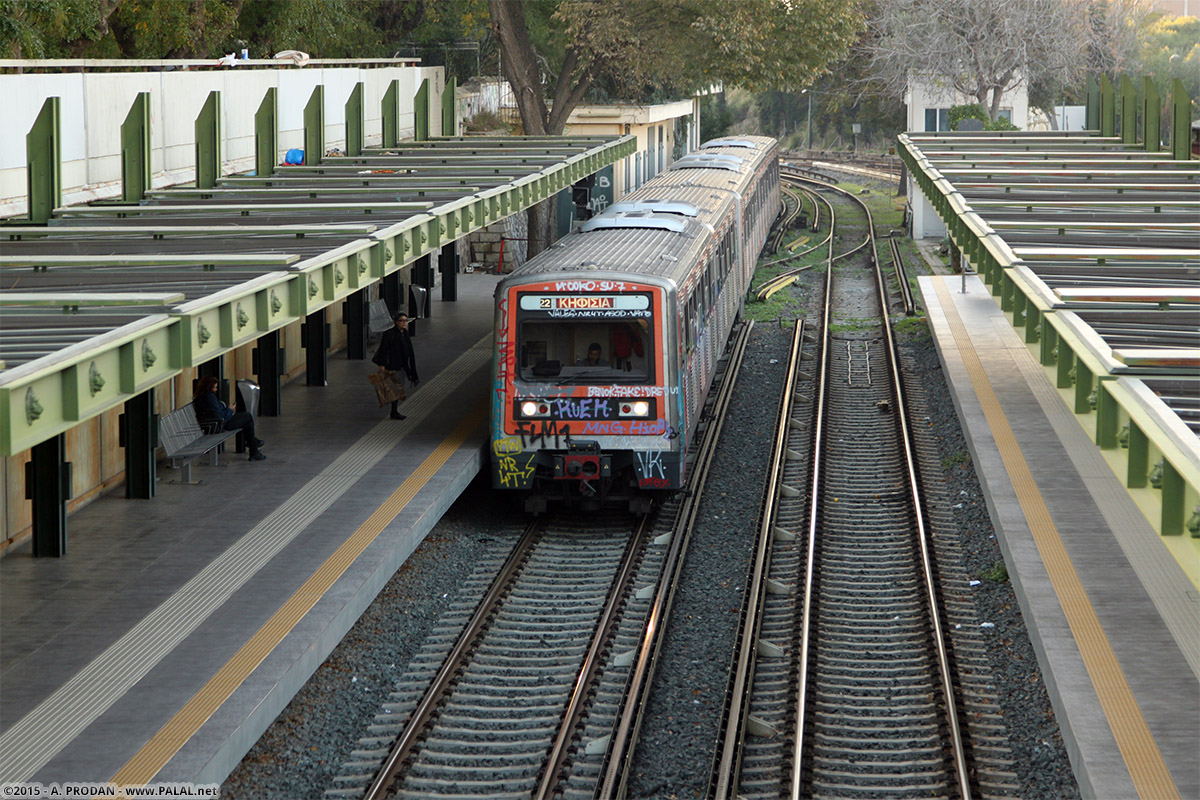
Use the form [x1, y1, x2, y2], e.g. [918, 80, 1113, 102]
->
[490, 136, 780, 511]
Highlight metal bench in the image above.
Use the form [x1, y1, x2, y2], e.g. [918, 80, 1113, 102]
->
[157, 405, 239, 484]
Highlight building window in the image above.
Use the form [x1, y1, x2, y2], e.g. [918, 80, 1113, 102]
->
[924, 108, 950, 132]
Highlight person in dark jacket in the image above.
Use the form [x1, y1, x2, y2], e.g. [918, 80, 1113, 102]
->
[373, 312, 419, 420]
[193, 375, 266, 461]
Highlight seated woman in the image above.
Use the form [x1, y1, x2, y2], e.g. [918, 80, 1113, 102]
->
[192, 375, 266, 461]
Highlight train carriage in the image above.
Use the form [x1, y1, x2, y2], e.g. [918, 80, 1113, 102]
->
[491, 136, 779, 511]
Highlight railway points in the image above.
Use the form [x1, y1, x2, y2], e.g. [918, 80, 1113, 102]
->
[0, 62, 1195, 800]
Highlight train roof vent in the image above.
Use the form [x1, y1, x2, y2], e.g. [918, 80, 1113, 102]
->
[665, 153, 744, 173]
[580, 210, 689, 233]
[605, 200, 699, 217]
[700, 138, 760, 149]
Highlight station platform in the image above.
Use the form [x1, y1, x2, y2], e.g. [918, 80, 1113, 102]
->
[0, 271, 502, 789]
[920, 275, 1199, 800]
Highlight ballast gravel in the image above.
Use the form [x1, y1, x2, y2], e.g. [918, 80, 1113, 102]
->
[222, 321, 1078, 800]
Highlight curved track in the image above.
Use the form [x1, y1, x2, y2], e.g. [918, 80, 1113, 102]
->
[712, 173, 974, 799]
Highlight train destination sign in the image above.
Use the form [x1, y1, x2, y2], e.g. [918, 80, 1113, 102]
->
[520, 294, 650, 311]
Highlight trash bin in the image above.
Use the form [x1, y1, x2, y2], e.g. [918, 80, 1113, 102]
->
[235, 379, 261, 452]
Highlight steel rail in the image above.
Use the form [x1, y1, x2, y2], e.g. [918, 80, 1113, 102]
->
[890, 236, 916, 315]
[711, 319, 807, 799]
[595, 321, 756, 800]
[788, 177, 973, 799]
[871, 191, 973, 800]
[752, 178, 834, 301]
[534, 513, 654, 798]
[768, 185, 805, 254]
[362, 518, 544, 800]
[788, 222, 834, 800]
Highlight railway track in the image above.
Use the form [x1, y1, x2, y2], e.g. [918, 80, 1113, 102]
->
[710, 173, 1031, 799]
[328, 324, 754, 800]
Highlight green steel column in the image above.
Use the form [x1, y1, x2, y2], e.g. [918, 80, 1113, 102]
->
[1128, 422, 1148, 488]
[346, 82, 364, 157]
[1162, 460, 1184, 535]
[255, 87, 278, 177]
[25, 96, 61, 225]
[304, 85, 325, 165]
[415, 79, 430, 141]
[1074, 361, 1093, 414]
[1096, 384, 1118, 448]
[1012, 288, 1027, 328]
[1000, 273, 1014, 312]
[1143, 77, 1161, 152]
[441, 75, 457, 136]
[1099, 75, 1116, 138]
[26, 434, 70, 557]
[121, 91, 152, 203]
[1170, 79, 1190, 162]
[1026, 307, 1041, 344]
[122, 388, 156, 499]
[1086, 74, 1100, 130]
[1056, 348, 1073, 389]
[1119, 75, 1138, 145]
[382, 80, 400, 147]
[1041, 320, 1057, 366]
[195, 91, 222, 190]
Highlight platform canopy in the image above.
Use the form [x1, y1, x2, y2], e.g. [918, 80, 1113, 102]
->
[0, 134, 635, 456]
[899, 130, 1199, 534]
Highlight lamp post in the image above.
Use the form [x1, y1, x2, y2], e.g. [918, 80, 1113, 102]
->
[802, 89, 813, 152]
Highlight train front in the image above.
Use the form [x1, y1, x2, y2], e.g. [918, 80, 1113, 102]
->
[491, 274, 679, 513]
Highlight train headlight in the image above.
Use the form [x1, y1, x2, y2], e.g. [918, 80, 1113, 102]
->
[519, 400, 551, 418]
[620, 400, 652, 418]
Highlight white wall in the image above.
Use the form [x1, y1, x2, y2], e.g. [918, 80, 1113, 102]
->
[564, 98, 698, 198]
[905, 78, 1031, 131]
[1, 65, 443, 218]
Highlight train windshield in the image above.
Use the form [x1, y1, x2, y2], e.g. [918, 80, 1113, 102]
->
[514, 293, 653, 384]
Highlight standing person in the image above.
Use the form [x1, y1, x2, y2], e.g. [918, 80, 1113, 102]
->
[192, 376, 266, 461]
[373, 312, 419, 420]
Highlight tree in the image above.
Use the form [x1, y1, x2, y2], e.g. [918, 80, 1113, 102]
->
[0, 0, 116, 58]
[490, 0, 865, 255]
[867, 0, 1084, 121]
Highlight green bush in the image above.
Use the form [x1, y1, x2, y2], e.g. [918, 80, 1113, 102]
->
[985, 116, 1019, 131]
[948, 104, 988, 131]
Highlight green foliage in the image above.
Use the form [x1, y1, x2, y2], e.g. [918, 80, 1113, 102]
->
[110, 0, 242, 58]
[980, 561, 1009, 582]
[0, 0, 110, 58]
[948, 103, 988, 130]
[554, 0, 866, 101]
[700, 93, 734, 141]
[1141, 14, 1200, 117]
[941, 451, 970, 470]
[984, 116, 1019, 131]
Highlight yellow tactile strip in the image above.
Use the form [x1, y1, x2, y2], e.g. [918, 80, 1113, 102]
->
[112, 402, 487, 785]
[933, 279, 1179, 800]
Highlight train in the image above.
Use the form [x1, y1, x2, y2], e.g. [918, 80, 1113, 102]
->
[490, 135, 780, 512]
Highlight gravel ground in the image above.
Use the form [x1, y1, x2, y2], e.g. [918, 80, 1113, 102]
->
[223, 318, 1077, 800]
[625, 321, 794, 799]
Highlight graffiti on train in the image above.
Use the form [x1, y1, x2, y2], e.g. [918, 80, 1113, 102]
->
[493, 436, 537, 487]
[635, 450, 670, 488]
